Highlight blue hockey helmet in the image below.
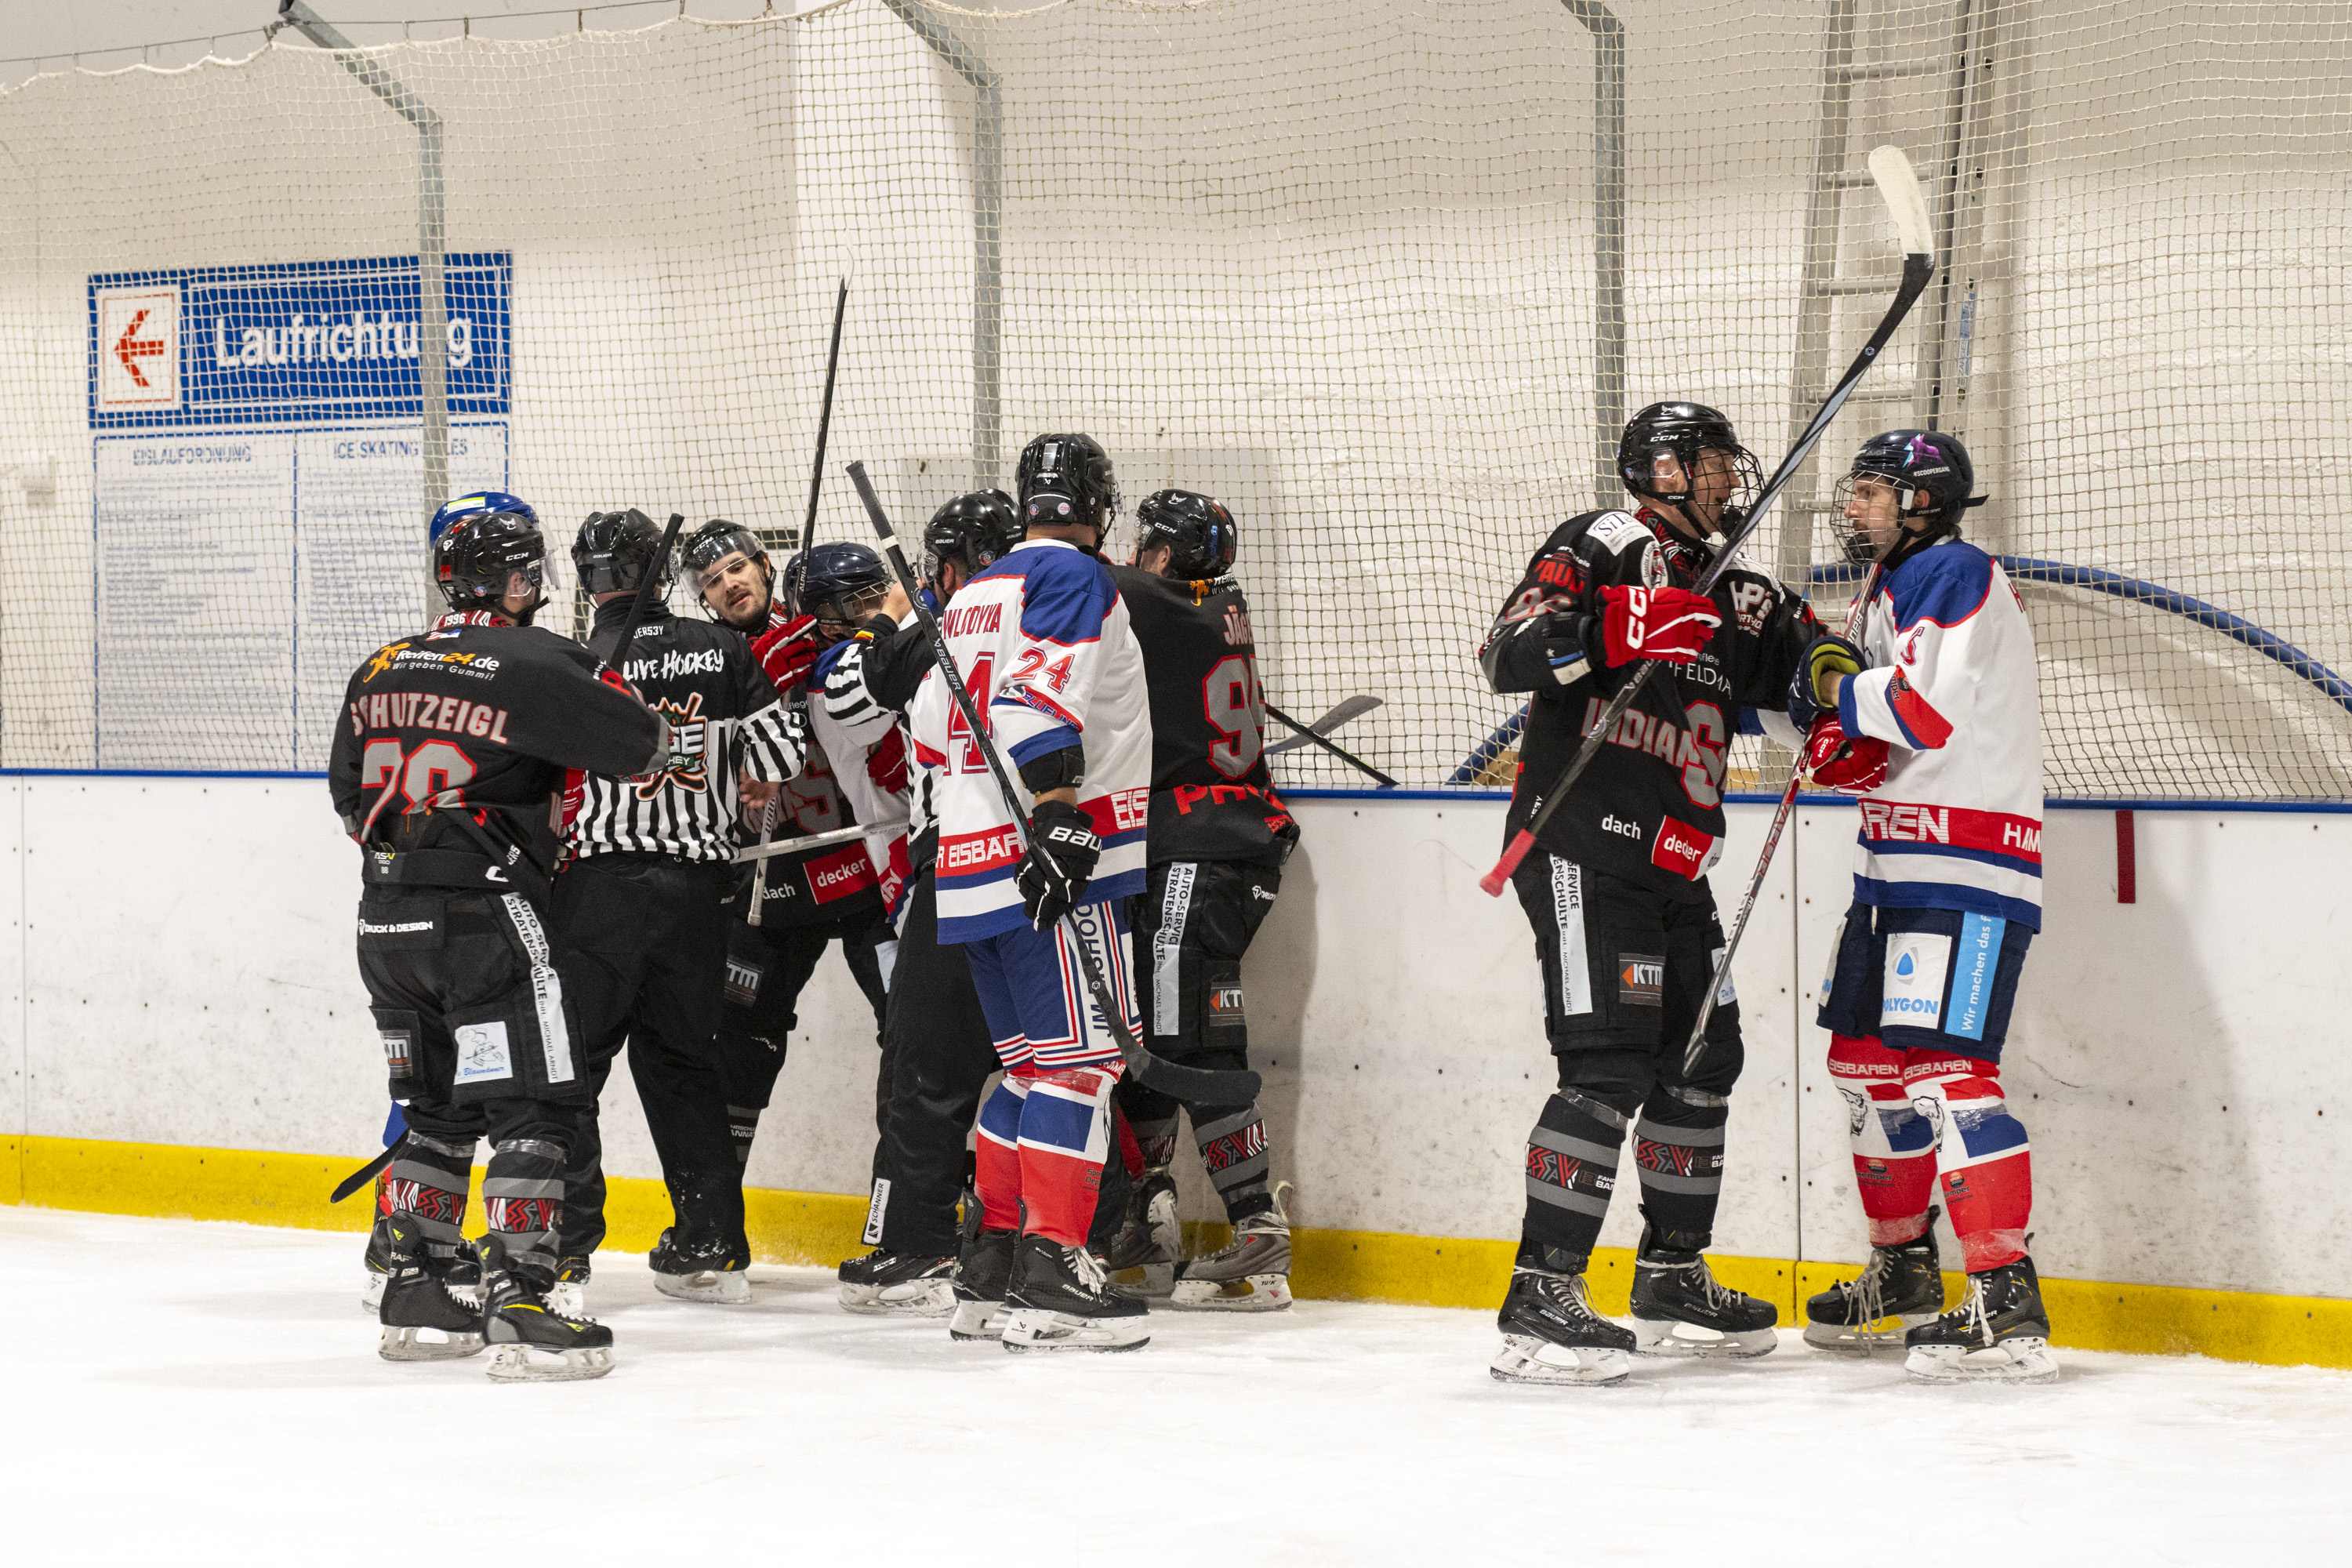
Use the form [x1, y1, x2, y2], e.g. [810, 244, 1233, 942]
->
[784, 541, 894, 638]
[430, 490, 538, 542]
[428, 493, 550, 622]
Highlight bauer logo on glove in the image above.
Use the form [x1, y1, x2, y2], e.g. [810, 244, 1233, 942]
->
[1016, 797, 1104, 930]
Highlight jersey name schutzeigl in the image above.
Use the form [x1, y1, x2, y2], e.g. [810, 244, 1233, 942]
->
[566, 601, 805, 864]
[907, 539, 1152, 943]
[1838, 537, 2045, 930]
[1109, 564, 1297, 866]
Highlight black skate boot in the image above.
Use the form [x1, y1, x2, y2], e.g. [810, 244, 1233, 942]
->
[1170, 1181, 1294, 1312]
[478, 1236, 615, 1383]
[1628, 1224, 1778, 1358]
[1804, 1212, 1946, 1354]
[837, 1249, 958, 1317]
[1490, 1247, 1636, 1387]
[546, 1254, 592, 1319]
[648, 1226, 752, 1305]
[1104, 1166, 1181, 1299]
[362, 1218, 481, 1315]
[374, 1213, 485, 1363]
[949, 1229, 1018, 1342]
[1002, 1235, 1151, 1352]
[1904, 1253, 2058, 1384]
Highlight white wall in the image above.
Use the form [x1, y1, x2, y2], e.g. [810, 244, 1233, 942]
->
[5, 777, 2345, 1301]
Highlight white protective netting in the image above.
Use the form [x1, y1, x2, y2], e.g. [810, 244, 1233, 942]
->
[0, 0, 2345, 795]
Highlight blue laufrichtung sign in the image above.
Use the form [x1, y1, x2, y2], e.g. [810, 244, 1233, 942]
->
[88, 252, 511, 430]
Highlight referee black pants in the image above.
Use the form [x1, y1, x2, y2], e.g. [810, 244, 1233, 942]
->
[551, 852, 742, 1260]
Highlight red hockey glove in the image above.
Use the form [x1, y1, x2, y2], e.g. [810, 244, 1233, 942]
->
[1598, 585, 1720, 666]
[750, 614, 822, 693]
[1803, 715, 1889, 796]
[866, 727, 910, 797]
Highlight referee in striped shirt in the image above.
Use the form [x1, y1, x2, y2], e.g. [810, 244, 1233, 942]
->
[551, 509, 807, 1306]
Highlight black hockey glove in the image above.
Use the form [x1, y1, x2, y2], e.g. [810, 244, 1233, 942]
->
[1016, 797, 1102, 931]
[1788, 633, 1865, 728]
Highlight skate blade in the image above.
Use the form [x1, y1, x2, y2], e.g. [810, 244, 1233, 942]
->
[1632, 1317, 1778, 1359]
[1905, 1337, 2059, 1385]
[545, 1283, 585, 1319]
[652, 1269, 752, 1305]
[1107, 1261, 1175, 1299]
[1802, 1312, 1936, 1356]
[486, 1342, 615, 1383]
[838, 1278, 957, 1318]
[378, 1325, 485, 1362]
[1167, 1273, 1294, 1312]
[1000, 1307, 1150, 1352]
[947, 1299, 1009, 1341]
[1489, 1334, 1630, 1387]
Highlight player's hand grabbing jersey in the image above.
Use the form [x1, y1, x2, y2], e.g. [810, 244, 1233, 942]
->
[1108, 564, 1297, 866]
[906, 539, 1152, 942]
[568, 597, 806, 863]
[1479, 508, 1818, 889]
[1836, 539, 2044, 927]
[331, 609, 664, 875]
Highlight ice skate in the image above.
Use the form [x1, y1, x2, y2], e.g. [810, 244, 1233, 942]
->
[546, 1254, 591, 1319]
[1104, 1167, 1180, 1299]
[374, 1213, 485, 1363]
[648, 1226, 752, 1305]
[1905, 1254, 2059, 1385]
[1804, 1216, 1945, 1354]
[1168, 1181, 1294, 1312]
[478, 1237, 615, 1383]
[1002, 1235, 1151, 1352]
[1490, 1262, 1635, 1386]
[1629, 1239, 1778, 1358]
[837, 1249, 957, 1317]
[949, 1229, 1017, 1342]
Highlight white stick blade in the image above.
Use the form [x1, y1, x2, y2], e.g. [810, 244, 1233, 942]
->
[1867, 145, 1935, 263]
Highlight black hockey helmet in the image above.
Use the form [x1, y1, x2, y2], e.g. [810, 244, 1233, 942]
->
[1134, 488, 1240, 580]
[1836, 428, 1986, 564]
[923, 488, 1023, 587]
[1618, 401, 1762, 532]
[429, 492, 550, 623]
[571, 508, 674, 599]
[785, 541, 894, 637]
[682, 517, 772, 621]
[1015, 433, 1120, 539]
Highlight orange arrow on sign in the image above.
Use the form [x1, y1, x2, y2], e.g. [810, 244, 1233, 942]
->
[114, 309, 166, 388]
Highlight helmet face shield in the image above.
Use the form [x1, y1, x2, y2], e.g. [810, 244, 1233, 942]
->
[682, 521, 770, 623]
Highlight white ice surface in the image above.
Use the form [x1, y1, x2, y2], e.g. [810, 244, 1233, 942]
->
[5, 1207, 2348, 1563]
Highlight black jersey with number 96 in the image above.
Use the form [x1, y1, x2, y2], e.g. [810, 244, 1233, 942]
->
[1111, 566, 1298, 867]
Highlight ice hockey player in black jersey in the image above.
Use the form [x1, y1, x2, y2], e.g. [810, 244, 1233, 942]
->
[332, 491, 666, 1380]
[1103, 490, 1301, 1310]
[1476, 401, 1821, 1385]
[681, 523, 895, 1230]
[551, 508, 806, 1308]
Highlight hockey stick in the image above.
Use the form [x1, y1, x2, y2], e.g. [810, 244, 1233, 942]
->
[1263, 694, 1382, 755]
[1479, 146, 1933, 898]
[746, 796, 780, 927]
[735, 816, 909, 863]
[846, 460, 1262, 1104]
[799, 278, 849, 550]
[1679, 560, 1884, 1074]
[1263, 697, 1397, 786]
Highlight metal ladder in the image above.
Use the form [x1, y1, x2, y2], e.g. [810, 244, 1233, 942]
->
[1776, 0, 2001, 580]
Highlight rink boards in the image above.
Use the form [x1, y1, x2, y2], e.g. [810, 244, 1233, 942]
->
[0, 777, 2343, 1363]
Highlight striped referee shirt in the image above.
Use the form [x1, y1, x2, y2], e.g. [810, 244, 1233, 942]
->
[566, 599, 805, 863]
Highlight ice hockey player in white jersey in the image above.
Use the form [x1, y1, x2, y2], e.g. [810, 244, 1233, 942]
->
[1787, 429, 2056, 1384]
[905, 434, 1155, 1352]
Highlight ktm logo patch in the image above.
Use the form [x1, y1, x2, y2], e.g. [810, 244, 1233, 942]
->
[1617, 954, 1664, 1006]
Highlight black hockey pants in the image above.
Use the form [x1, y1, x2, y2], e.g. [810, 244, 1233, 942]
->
[550, 853, 742, 1260]
[1116, 858, 1282, 1224]
[871, 870, 1125, 1258]
[713, 906, 892, 1173]
[356, 883, 584, 1285]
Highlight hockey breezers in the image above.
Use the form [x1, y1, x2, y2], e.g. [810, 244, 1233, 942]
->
[1479, 144, 1935, 898]
[1680, 560, 1884, 1075]
[1263, 698, 1396, 786]
[844, 460, 1261, 1106]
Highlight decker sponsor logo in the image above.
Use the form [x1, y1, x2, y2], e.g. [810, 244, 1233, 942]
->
[1650, 819, 1714, 879]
